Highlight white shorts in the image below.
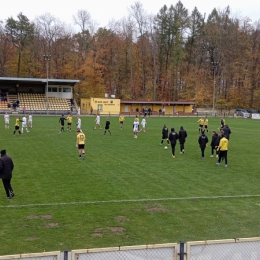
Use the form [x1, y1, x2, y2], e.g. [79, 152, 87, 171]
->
[22, 123, 27, 127]
[133, 127, 138, 132]
[5, 120, 9, 124]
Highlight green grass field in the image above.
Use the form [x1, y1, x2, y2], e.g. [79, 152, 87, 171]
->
[0, 115, 259, 255]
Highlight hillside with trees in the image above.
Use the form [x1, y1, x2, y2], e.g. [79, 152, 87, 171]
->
[0, 1, 260, 109]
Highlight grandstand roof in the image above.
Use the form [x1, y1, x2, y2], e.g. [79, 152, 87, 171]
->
[121, 100, 195, 105]
[0, 77, 80, 86]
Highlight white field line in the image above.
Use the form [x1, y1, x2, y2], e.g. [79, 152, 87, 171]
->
[1, 194, 260, 209]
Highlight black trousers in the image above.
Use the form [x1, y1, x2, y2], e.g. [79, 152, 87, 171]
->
[171, 143, 176, 155]
[180, 143, 184, 152]
[200, 146, 206, 158]
[218, 150, 228, 164]
[2, 179, 13, 197]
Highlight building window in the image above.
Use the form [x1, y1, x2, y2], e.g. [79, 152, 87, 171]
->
[98, 104, 103, 111]
[63, 88, 71, 92]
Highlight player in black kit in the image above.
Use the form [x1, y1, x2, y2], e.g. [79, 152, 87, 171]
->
[104, 117, 111, 135]
[160, 124, 170, 145]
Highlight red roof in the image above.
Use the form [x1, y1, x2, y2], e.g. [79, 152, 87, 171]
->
[120, 100, 194, 105]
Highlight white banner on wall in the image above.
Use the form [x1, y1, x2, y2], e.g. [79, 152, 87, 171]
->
[251, 113, 260, 119]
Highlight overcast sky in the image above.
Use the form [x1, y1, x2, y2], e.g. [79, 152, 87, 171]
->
[0, 0, 259, 30]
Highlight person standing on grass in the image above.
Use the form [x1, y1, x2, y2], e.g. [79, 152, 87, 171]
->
[161, 124, 170, 146]
[197, 117, 204, 133]
[76, 129, 86, 160]
[140, 116, 147, 132]
[77, 116, 82, 132]
[169, 128, 179, 158]
[220, 118, 225, 130]
[119, 114, 125, 130]
[210, 131, 219, 158]
[133, 118, 139, 138]
[198, 130, 208, 159]
[13, 117, 22, 135]
[0, 149, 14, 199]
[204, 117, 209, 132]
[178, 126, 187, 154]
[21, 115, 29, 133]
[28, 113, 32, 128]
[59, 114, 67, 132]
[94, 114, 102, 130]
[66, 114, 73, 131]
[222, 124, 231, 140]
[216, 135, 229, 167]
[4, 112, 9, 129]
[104, 117, 111, 135]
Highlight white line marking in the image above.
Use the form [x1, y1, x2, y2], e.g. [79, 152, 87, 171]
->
[1, 194, 260, 208]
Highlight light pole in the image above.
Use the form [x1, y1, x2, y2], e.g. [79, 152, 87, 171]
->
[43, 54, 51, 115]
[212, 62, 218, 116]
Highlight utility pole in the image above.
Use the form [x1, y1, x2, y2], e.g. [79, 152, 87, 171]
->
[43, 55, 51, 115]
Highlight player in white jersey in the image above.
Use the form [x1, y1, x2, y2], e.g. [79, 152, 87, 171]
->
[77, 116, 82, 131]
[21, 116, 29, 133]
[4, 112, 10, 129]
[28, 113, 32, 128]
[94, 114, 102, 129]
[133, 118, 139, 138]
[139, 117, 147, 132]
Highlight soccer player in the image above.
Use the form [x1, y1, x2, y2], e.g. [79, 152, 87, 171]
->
[204, 117, 209, 132]
[210, 131, 219, 158]
[216, 135, 229, 167]
[21, 116, 29, 133]
[198, 130, 208, 159]
[169, 128, 179, 158]
[67, 114, 73, 131]
[133, 118, 139, 138]
[59, 114, 67, 132]
[77, 116, 82, 132]
[76, 128, 86, 159]
[140, 117, 147, 132]
[94, 114, 102, 129]
[13, 117, 22, 135]
[178, 126, 187, 154]
[160, 125, 169, 145]
[104, 117, 111, 135]
[197, 117, 204, 133]
[220, 118, 225, 130]
[119, 114, 125, 130]
[222, 124, 231, 140]
[28, 113, 32, 128]
[4, 112, 9, 129]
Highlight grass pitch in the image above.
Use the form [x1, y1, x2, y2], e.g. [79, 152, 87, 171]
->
[0, 115, 259, 255]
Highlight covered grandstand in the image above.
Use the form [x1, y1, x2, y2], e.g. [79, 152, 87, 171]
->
[0, 77, 80, 114]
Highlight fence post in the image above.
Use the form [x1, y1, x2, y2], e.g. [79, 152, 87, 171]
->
[64, 248, 68, 260]
[178, 241, 186, 260]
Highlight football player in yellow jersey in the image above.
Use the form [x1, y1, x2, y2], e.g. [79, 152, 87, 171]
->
[216, 135, 229, 167]
[13, 117, 22, 135]
[76, 128, 86, 159]
[119, 114, 125, 130]
[67, 114, 73, 131]
[204, 117, 209, 132]
[197, 118, 204, 133]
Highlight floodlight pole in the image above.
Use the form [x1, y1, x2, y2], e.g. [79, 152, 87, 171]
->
[212, 61, 218, 116]
[44, 54, 51, 115]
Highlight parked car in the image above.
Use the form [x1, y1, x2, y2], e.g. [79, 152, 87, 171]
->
[246, 109, 258, 114]
[234, 109, 250, 118]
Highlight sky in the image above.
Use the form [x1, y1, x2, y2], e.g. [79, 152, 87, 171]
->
[0, 0, 259, 30]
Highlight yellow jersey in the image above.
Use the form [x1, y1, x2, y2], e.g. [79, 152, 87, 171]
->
[77, 132, 85, 145]
[218, 137, 228, 151]
[67, 116, 73, 123]
[15, 118, 20, 126]
[204, 119, 208, 125]
[197, 118, 204, 125]
[119, 115, 125, 122]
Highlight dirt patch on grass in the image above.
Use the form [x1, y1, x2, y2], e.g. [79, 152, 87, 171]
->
[41, 214, 53, 219]
[26, 215, 39, 219]
[146, 205, 168, 213]
[44, 222, 59, 228]
[26, 214, 53, 219]
[92, 227, 125, 237]
[115, 216, 130, 224]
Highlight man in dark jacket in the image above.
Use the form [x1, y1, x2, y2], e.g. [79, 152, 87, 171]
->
[0, 150, 14, 199]
[210, 131, 219, 158]
[179, 126, 187, 154]
[222, 125, 231, 140]
[161, 125, 170, 146]
[169, 128, 179, 158]
[198, 131, 208, 159]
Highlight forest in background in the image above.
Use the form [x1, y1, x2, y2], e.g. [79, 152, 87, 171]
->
[0, 1, 260, 109]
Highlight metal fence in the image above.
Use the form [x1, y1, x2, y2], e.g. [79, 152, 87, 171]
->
[1, 238, 260, 260]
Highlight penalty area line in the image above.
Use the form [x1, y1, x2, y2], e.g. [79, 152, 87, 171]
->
[1, 194, 260, 209]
